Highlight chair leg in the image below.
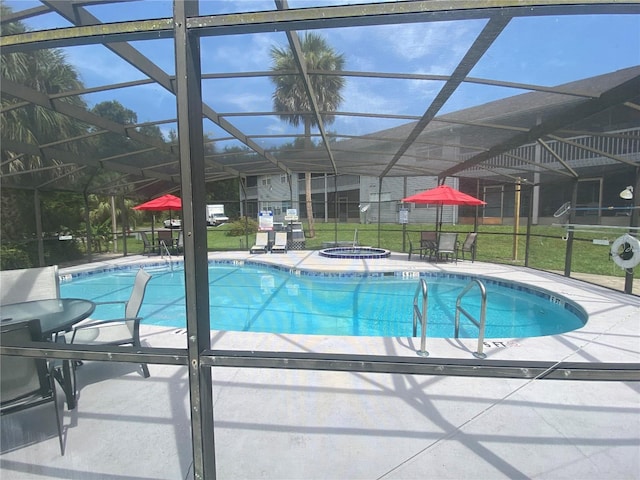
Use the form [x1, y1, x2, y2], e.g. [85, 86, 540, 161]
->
[49, 369, 65, 455]
[133, 336, 151, 378]
[54, 336, 77, 410]
[63, 360, 77, 410]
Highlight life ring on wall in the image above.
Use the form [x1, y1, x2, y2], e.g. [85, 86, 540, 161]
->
[610, 234, 640, 269]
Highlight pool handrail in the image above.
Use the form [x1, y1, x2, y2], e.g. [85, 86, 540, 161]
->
[412, 278, 428, 357]
[455, 279, 488, 359]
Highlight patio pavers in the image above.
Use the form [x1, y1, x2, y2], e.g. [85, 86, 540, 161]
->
[1, 252, 638, 479]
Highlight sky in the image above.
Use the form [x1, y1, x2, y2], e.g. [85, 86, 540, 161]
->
[4, 0, 640, 149]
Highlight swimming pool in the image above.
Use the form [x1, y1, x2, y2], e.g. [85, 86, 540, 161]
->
[60, 262, 586, 338]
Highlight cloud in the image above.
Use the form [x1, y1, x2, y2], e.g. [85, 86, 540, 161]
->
[386, 21, 483, 70]
[223, 93, 271, 112]
[62, 45, 149, 87]
[203, 32, 282, 72]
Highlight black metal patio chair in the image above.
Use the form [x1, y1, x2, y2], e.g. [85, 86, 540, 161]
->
[1, 319, 65, 455]
[457, 232, 478, 262]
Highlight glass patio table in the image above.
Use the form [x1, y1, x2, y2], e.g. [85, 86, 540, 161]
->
[1, 298, 96, 337]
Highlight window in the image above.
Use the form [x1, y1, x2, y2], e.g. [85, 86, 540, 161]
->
[261, 177, 271, 187]
[280, 174, 288, 184]
[246, 176, 257, 188]
[369, 192, 391, 202]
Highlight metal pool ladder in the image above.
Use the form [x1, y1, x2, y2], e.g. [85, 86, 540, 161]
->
[412, 278, 429, 357]
[455, 279, 487, 359]
[159, 240, 174, 272]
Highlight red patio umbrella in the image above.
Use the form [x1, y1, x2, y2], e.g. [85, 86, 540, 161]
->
[133, 193, 182, 211]
[133, 194, 182, 248]
[402, 184, 486, 206]
[402, 185, 485, 234]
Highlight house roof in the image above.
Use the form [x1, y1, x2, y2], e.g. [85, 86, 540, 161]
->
[1, 1, 639, 199]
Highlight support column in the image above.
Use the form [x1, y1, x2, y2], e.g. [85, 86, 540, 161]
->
[174, 1, 215, 479]
[111, 195, 118, 253]
[564, 180, 579, 277]
[83, 191, 93, 263]
[120, 195, 128, 256]
[513, 178, 521, 260]
[377, 177, 382, 247]
[34, 189, 44, 266]
[524, 184, 534, 267]
[624, 168, 639, 294]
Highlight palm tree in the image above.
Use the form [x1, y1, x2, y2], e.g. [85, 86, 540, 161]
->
[270, 33, 345, 237]
[1, 5, 90, 253]
[1, 4, 89, 174]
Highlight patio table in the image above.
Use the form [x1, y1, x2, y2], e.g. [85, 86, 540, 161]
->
[1, 298, 96, 410]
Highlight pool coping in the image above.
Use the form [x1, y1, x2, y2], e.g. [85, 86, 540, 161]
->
[58, 250, 640, 366]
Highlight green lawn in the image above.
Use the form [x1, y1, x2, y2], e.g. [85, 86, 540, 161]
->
[125, 222, 638, 280]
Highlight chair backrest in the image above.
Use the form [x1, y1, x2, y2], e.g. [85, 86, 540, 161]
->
[438, 233, 458, 252]
[255, 232, 268, 246]
[157, 229, 172, 241]
[177, 231, 184, 247]
[275, 232, 287, 245]
[462, 232, 478, 250]
[421, 231, 437, 243]
[0, 266, 60, 306]
[140, 231, 151, 247]
[125, 269, 152, 320]
[1, 319, 49, 408]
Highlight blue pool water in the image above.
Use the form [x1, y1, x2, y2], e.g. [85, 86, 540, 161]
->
[60, 262, 586, 338]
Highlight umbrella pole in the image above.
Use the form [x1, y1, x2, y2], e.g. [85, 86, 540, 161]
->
[152, 214, 156, 253]
[170, 211, 174, 242]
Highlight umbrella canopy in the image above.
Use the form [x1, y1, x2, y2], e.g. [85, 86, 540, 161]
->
[402, 185, 486, 206]
[133, 194, 182, 251]
[133, 194, 182, 211]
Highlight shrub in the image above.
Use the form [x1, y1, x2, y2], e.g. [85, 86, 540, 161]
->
[0, 245, 31, 270]
[227, 216, 259, 236]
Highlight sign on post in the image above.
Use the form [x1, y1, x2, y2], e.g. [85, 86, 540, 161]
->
[284, 209, 298, 222]
[399, 207, 409, 224]
[259, 210, 273, 230]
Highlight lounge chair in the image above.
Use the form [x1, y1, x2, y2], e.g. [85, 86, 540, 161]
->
[250, 232, 269, 254]
[68, 269, 152, 378]
[435, 232, 458, 263]
[1, 319, 65, 455]
[457, 232, 478, 262]
[271, 232, 288, 253]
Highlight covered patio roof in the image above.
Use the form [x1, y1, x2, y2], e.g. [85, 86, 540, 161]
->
[1, 1, 639, 198]
[2, 4, 640, 478]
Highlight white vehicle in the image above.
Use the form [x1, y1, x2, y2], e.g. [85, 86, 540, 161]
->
[206, 204, 229, 226]
[163, 219, 181, 229]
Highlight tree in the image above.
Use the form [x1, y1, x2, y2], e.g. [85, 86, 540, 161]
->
[270, 33, 345, 237]
[1, 5, 90, 257]
[1, 4, 89, 174]
[90, 100, 139, 157]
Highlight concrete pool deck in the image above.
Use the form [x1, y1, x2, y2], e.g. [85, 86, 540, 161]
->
[1, 251, 639, 479]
